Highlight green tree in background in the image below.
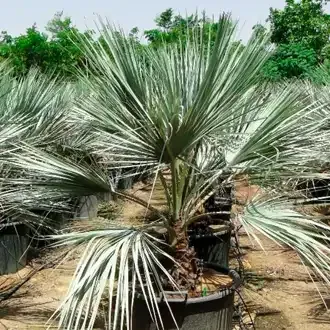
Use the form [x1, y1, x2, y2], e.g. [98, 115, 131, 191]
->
[46, 12, 91, 77]
[0, 12, 89, 77]
[145, 4, 330, 82]
[155, 8, 174, 30]
[144, 9, 225, 49]
[0, 25, 50, 75]
[262, 42, 318, 80]
[263, 0, 330, 80]
[1, 5, 330, 82]
[269, 0, 330, 52]
[143, 8, 246, 62]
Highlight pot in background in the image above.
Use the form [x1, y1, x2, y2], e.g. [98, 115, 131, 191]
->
[189, 228, 232, 267]
[0, 225, 29, 275]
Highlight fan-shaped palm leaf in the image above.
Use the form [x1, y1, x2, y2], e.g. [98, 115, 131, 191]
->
[50, 228, 178, 330]
[240, 197, 330, 285]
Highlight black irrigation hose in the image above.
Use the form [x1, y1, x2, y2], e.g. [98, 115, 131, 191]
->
[233, 230, 246, 281]
[231, 225, 256, 329]
[234, 288, 256, 330]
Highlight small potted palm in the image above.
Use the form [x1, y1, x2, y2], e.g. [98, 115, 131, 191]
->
[0, 69, 75, 274]
[5, 13, 330, 330]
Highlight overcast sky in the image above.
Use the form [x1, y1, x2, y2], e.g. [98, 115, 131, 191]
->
[1, 0, 287, 40]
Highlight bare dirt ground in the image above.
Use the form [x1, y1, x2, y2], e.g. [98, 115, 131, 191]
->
[239, 234, 330, 330]
[0, 181, 330, 329]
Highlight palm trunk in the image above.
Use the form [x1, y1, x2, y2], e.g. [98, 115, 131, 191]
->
[170, 220, 199, 291]
[168, 159, 200, 291]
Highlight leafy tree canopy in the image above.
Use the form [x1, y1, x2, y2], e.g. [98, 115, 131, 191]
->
[262, 42, 318, 80]
[269, 0, 330, 52]
[0, 12, 90, 77]
[259, 0, 330, 81]
[144, 9, 226, 48]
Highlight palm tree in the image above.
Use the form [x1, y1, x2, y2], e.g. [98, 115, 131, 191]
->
[0, 69, 79, 233]
[3, 14, 330, 330]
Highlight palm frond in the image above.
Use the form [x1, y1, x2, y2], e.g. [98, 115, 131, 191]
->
[0, 69, 77, 149]
[2, 145, 112, 197]
[240, 197, 330, 285]
[224, 83, 325, 175]
[51, 228, 178, 330]
[72, 15, 271, 169]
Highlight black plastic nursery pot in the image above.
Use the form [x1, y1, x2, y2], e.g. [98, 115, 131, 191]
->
[188, 186, 233, 267]
[117, 177, 134, 190]
[132, 263, 240, 330]
[73, 195, 99, 220]
[0, 225, 29, 275]
[189, 228, 232, 267]
[297, 178, 330, 202]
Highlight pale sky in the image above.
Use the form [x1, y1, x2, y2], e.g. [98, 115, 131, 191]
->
[0, 0, 287, 41]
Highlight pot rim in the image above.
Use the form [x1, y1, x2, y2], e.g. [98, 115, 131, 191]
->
[135, 263, 240, 304]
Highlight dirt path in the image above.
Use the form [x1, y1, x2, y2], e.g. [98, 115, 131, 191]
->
[1, 182, 330, 329]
